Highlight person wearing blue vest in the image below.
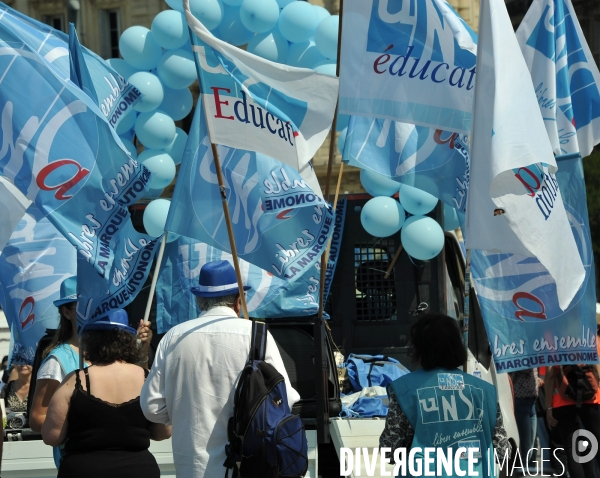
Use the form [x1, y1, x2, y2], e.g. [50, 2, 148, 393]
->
[380, 314, 511, 477]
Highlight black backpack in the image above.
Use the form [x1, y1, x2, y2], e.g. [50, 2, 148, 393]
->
[559, 365, 599, 407]
[223, 321, 308, 478]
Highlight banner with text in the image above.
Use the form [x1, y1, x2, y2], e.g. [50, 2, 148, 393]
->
[166, 100, 335, 282]
[340, 0, 478, 135]
[472, 156, 597, 373]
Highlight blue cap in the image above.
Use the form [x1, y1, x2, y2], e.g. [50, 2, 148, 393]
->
[53, 276, 78, 307]
[190, 260, 251, 298]
[84, 309, 136, 335]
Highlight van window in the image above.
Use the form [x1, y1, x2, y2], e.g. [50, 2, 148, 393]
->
[354, 242, 397, 321]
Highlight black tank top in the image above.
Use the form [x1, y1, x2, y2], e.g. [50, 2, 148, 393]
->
[58, 366, 159, 478]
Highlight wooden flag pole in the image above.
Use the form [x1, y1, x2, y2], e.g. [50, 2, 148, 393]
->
[209, 142, 250, 320]
[142, 232, 169, 323]
[384, 245, 404, 279]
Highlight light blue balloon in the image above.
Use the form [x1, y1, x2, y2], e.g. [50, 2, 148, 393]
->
[314, 61, 336, 77]
[217, 6, 255, 46]
[443, 204, 460, 231]
[105, 58, 139, 80]
[157, 49, 197, 89]
[360, 169, 401, 197]
[248, 30, 289, 64]
[399, 184, 438, 215]
[115, 109, 137, 135]
[143, 199, 172, 237]
[337, 127, 347, 155]
[162, 127, 188, 165]
[286, 40, 326, 68]
[276, 0, 295, 9]
[314, 15, 339, 60]
[152, 10, 188, 50]
[360, 197, 405, 238]
[222, 0, 243, 5]
[240, 0, 279, 33]
[128, 72, 164, 113]
[160, 86, 193, 121]
[139, 150, 176, 189]
[189, 0, 224, 30]
[135, 111, 176, 150]
[278, 2, 319, 43]
[314, 5, 330, 21]
[336, 113, 349, 132]
[166, 0, 184, 12]
[401, 216, 445, 260]
[119, 26, 163, 70]
[121, 139, 138, 159]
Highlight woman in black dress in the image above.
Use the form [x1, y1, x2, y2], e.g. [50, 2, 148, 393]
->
[41, 310, 171, 478]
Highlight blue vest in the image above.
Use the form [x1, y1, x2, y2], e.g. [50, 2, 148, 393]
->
[40, 344, 87, 468]
[390, 368, 498, 478]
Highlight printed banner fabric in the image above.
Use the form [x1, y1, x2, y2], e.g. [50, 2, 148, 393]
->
[339, 0, 478, 135]
[473, 156, 597, 373]
[516, 0, 600, 158]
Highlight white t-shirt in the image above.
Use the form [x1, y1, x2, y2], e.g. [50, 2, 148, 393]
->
[36, 356, 65, 382]
[140, 307, 301, 478]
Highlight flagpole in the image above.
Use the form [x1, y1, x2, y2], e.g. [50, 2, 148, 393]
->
[185, 20, 250, 320]
[142, 232, 168, 323]
[462, 248, 472, 372]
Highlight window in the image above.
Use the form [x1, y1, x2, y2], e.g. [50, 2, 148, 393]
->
[42, 14, 64, 32]
[354, 241, 397, 321]
[99, 9, 121, 59]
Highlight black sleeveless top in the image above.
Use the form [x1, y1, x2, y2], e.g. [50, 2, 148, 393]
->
[58, 366, 160, 478]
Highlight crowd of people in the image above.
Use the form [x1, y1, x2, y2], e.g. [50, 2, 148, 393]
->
[0, 264, 598, 478]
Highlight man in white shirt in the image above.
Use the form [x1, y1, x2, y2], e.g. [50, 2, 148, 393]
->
[140, 260, 300, 478]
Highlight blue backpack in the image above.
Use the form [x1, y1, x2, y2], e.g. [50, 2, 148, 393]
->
[224, 321, 308, 478]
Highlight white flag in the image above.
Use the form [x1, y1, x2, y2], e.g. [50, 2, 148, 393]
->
[465, 0, 584, 310]
[516, 0, 600, 158]
[183, 0, 339, 172]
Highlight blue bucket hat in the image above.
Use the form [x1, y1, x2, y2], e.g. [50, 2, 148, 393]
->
[84, 309, 136, 335]
[190, 260, 251, 298]
[53, 276, 78, 307]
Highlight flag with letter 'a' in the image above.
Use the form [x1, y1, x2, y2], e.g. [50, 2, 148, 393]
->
[182, 0, 338, 173]
[0, 8, 157, 330]
[339, 0, 478, 135]
[0, 205, 76, 365]
[465, 0, 584, 310]
[516, 0, 600, 158]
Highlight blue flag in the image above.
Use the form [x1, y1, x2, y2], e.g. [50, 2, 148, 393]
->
[472, 155, 597, 373]
[340, 0, 478, 135]
[166, 100, 335, 282]
[0, 206, 76, 364]
[343, 118, 470, 212]
[0, 9, 156, 330]
[517, 0, 600, 158]
[155, 236, 326, 333]
[0, 3, 141, 129]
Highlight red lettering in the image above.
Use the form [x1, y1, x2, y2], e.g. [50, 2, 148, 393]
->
[37, 159, 90, 200]
[433, 130, 456, 149]
[515, 167, 541, 197]
[211, 87, 234, 120]
[513, 292, 546, 321]
[373, 54, 391, 74]
[19, 296, 35, 329]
